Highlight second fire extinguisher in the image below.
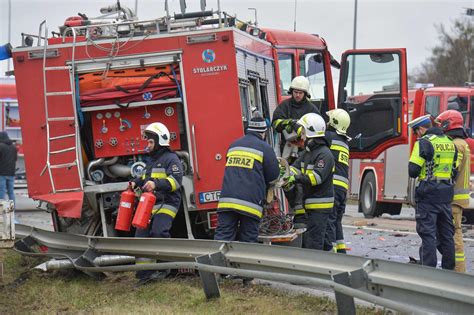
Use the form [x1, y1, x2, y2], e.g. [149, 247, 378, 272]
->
[115, 184, 136, 231]
[132, 191, 157, 229]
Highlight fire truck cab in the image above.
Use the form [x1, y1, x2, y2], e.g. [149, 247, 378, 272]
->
[351, 84, 474, 219]
[8, 3, 409, 237]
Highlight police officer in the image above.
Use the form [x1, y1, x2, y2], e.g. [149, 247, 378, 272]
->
[323, 109, 351, 253]
[272, 76, 320, 161]
[436, 110, 470, 272]
[408, 114, 456, 270]
[215, 114, 280, 243]
[285, 113, 334, 250]
[131, 122, 183, 284]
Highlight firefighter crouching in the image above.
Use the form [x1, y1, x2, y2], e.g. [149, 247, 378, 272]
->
[283, 113, 335, 250]
[131, 122, 183, 285]
[272, 76, 320, 162]
[214, 114, 280, 243]
[436, 110, 470, 273]
[323, 109, 351, 253]
[408, 115, 456, 270]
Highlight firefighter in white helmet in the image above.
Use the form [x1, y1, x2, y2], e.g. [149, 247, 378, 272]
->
[272, 76, 320, 162]
[131, 122, 183, 285]
[283, 113, 334, 250]
[323, 109, 351, 253]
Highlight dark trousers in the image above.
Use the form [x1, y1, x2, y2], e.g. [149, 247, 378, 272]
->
[135, 213, 174, 279]
[415, 201, 455, 269]
[304, 211, 329, 250]
[214, 210, 260, 243]
[324, 188, 347, 252]
[135, 213, 174, 238]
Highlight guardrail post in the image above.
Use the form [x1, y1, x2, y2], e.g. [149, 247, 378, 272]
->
[333, 271, 356, 315]
[75, 248, 105, 280]
[196, 254, 221, 299]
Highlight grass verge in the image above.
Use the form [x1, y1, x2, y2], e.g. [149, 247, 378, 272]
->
[0, 249, 381, 314]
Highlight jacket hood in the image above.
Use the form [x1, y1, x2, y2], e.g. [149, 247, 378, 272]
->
[0, 132, 12, 144]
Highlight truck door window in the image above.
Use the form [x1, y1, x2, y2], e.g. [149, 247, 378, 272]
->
[425, 95, 440, 117]
[448, 94, 469, 127]
[277, 53, 294, 96]
[239, 84, 250, 123]
[299, 51, 325, 103]
[339, 52, 405, 154]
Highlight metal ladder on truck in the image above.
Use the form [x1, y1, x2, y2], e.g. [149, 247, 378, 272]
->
[39, 21, 83, 193]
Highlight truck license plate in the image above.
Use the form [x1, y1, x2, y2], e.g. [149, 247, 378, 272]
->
[199, 191, 220, 203]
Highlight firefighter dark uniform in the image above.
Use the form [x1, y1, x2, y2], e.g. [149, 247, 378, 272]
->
[409, 117, 457, 270]
[272, 97, 320, 155]
[289, 137, 335, 250]
[132, 122, 183, 283]
[215, 117, 279, 243]
[324, 130, 349, 253]
[133, 147, 183, 239]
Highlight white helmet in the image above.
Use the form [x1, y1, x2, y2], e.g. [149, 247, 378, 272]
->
[145, 122, 170, 146]
[326, 109, 351, 136]
[289, 76, 310, 95]
[297, 113, 326, 138]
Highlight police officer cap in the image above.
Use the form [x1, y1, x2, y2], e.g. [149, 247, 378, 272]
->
[408, 114, 431, 129]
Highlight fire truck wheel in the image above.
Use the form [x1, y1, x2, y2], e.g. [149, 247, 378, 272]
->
[359, 172, 382, 218]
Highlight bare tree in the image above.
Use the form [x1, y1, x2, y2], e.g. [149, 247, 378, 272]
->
[411, 18, 473, 86]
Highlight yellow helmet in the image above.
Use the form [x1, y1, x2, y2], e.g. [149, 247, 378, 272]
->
[326, 109, 351, 136]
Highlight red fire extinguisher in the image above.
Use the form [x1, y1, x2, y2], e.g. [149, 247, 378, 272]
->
[115, 184, 136, 231]
[132, 191, 156, 229]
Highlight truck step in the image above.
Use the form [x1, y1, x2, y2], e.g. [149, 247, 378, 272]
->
[49, 133, 76, 141]
[50, 147, 76, 155]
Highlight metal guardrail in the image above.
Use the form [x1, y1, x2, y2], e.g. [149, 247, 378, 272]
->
[14, 224, 474, 314]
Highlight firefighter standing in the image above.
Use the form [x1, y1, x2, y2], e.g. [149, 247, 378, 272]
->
[131, 122, 183, 284]
[408, 115, 456, 270]
[436, 110, 470, 272]
[272, 76, 320, 161]
[284, 113, 334, 250]
[323, 109, 351, 253]
[215, 115, 280, 243]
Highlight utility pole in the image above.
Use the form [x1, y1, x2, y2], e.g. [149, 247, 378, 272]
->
[350, 0, 358, 96]
[7, 0, 11, 72]
[293, 0, 297, 32]
[248, 8, 257, 27]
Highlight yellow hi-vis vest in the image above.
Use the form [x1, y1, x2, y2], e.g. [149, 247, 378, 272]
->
[452, 138, 471, 208]
[410, 134, 456, 181]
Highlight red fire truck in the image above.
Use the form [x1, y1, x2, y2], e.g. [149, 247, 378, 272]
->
[350, 84, 474, 219]
[8, 2, 409, 237]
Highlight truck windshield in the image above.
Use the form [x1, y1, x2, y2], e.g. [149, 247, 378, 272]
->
[299, 51, 325, 101]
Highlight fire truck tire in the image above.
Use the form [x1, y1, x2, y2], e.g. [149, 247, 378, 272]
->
[359, 172, 382, 218]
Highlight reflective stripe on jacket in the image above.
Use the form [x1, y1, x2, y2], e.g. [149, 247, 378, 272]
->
[326, 131, 350, 191]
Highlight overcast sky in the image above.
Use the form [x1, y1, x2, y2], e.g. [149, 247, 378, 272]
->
[0, 0, 471, 77]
